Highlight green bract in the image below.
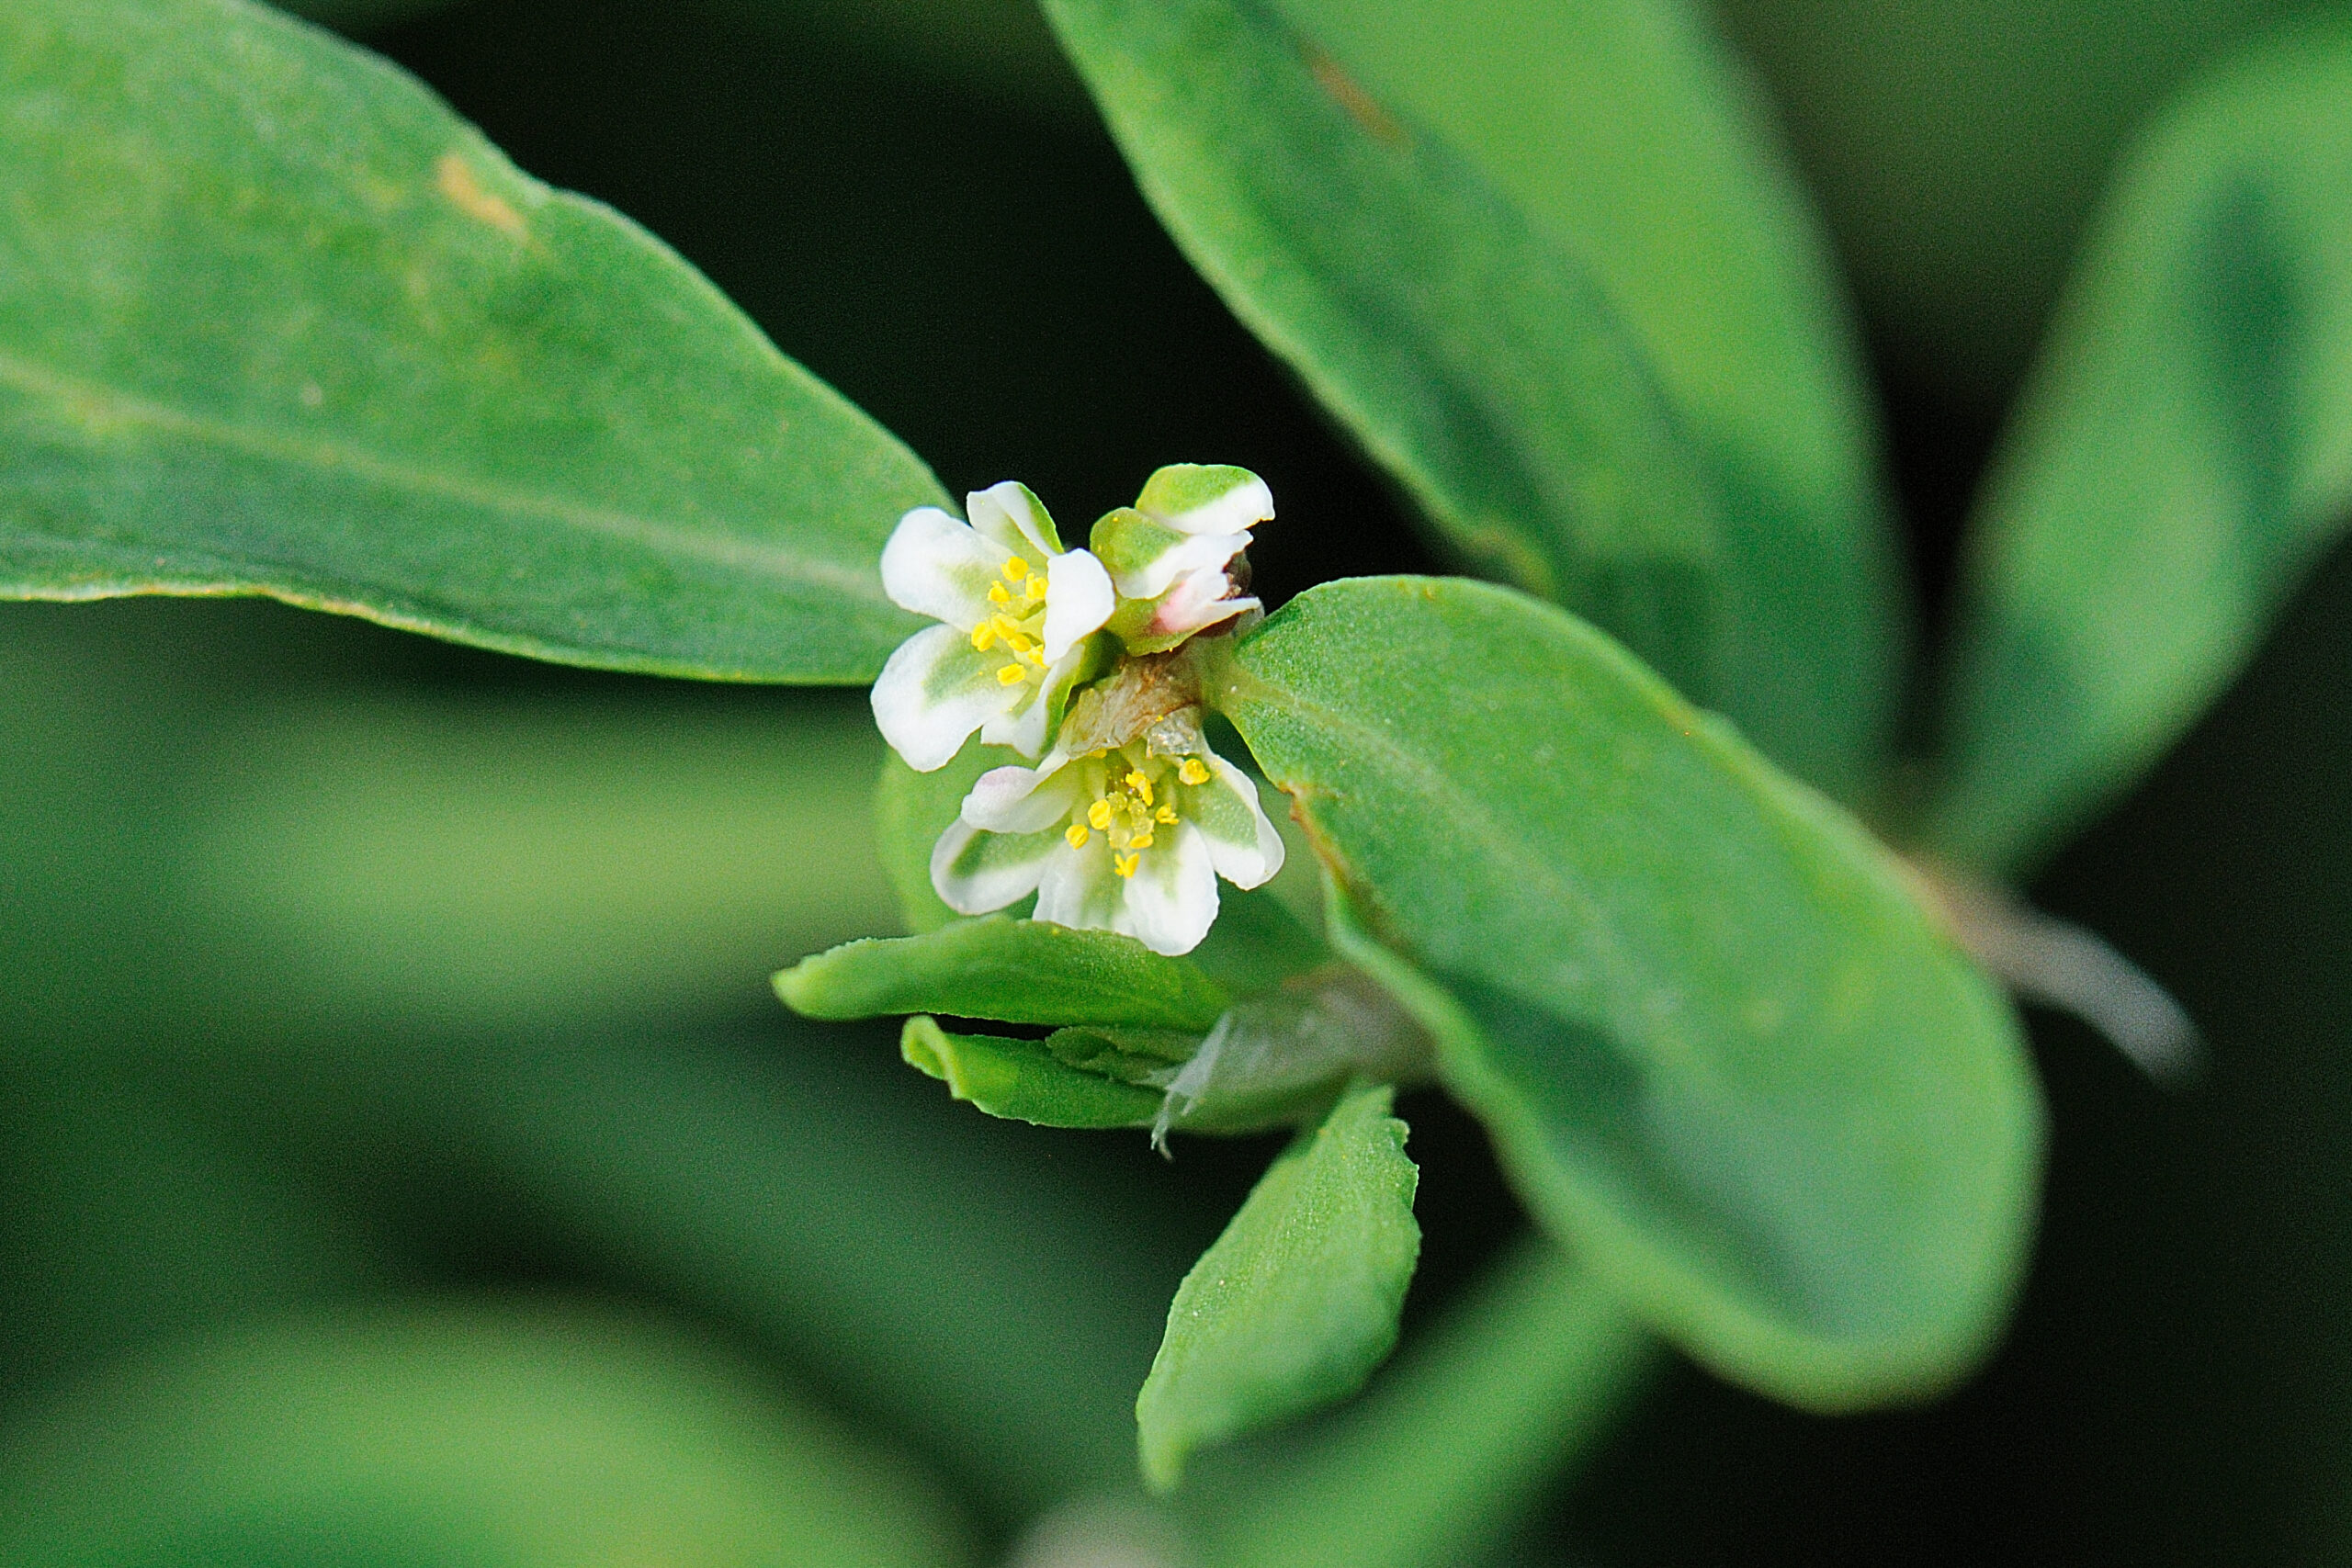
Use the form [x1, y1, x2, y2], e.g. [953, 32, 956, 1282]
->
[0, 0, 942, 681]
[1136, 1082, 1420, 1492]
[1217, 577, 2043, 1408]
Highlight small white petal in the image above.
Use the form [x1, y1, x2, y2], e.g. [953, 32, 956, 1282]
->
[967, 480, 1063, 558]
[978, 642, 1089, 759]
[1034, 835, 1126, 932]
[1114, 528, 1250, 602]
[871, 624, 1019, 773]
[1116, 822, 1221, 955]
[961, 761, 1084, 834]
[1135, 465, 1275, 536]
[1191, 755, 1286, 888]
[880, 507, 1001, 629]
[931, 818, 1057, 914]
[1042, 548, 1115, 663]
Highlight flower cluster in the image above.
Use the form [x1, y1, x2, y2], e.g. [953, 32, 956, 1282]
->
[870, 466, 1283, 955]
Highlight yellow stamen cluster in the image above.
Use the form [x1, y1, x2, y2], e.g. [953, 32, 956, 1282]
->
[1059, 748, 1208, 876]
[969, 555, 1050, 685]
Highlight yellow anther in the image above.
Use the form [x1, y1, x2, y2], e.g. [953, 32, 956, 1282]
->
[971, 624, 997, 651]
[997, 664, 1026, 685]
[1088, 800, 1114, 831]
[1178, 758, 1210, 786]
[987, 581, 1012, 606]
[1114, 852, 1139, 878]
[1155, 805, 1178, 824]
[1024, 573, 1046, 600]
[1065, 823, 1090, 849]
[1005, 631, 1034, 654]
[1002, 556, 1028, 580]
[1125, 771, 1154, 807]
[1130, 830, 1155, 851]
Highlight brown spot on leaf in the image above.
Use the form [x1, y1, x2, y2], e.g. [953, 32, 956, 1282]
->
[1306, 47, 1406, 148]
[435, 152, 526, 239]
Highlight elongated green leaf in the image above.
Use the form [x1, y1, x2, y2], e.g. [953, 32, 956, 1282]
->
[1136, 1082, 1419, 1491]
[0, 1306, 967, 1568]
[1269, 0, 1901, 798]
[1183, 1237, 1655, 1568]
[1041, 0, 1887, 796]
[0, 0, 940, 680]
[1218, 576, 2041, 1409]
[900, 1015, 1163, 1128]
[777, 916, 1232, 1032]
[1928, 25, 2352, 874]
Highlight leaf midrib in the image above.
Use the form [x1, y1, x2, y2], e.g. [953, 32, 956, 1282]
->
[0, 343, 888, 601]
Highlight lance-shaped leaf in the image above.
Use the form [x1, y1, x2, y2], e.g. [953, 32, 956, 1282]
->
[1040, 0, 1892, 799]
[776, 916, 1232, 1032]
[1136, 1081, 1420, 1491]
[1266, 0, 1901, 799]
[1216, 577, 2042, 1410]
[0, 0, 941, 680]
[1929, 24, 2352, 874]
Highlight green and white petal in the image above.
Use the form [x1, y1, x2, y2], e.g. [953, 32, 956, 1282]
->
[976, 642, 1081, 758]
[1134, 464, 1274, 536]
[1189, 755, 1286, 889]
[1112, 821, 1222, 956]
[962, 760, 1087, 834]
[871, 624, 1021, 773]
[1033, 836, 1130, 935]
[967, 479, 1065, 558]
[930, 818, 1060, 915]
[1042, 548, 1116, 661]
[879, 505, 1003, 629]
[1091, 506, 1251, 601]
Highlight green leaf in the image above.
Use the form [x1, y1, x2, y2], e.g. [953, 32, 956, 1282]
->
[0, 1305, 967, 1568]
[1039, 0, 1892, 797]
[0, 0, 942, 681]
[1928, 22, 2352, 874]
[1267, 0, 1901, 798]
[776, 915, 1233, 1032]
[1217, 577, 2042, 1410]
[900, 1015, 1162, 1128]
[1136, 1081, 1420, 1492]
[1182, 1237, 1655, 1568]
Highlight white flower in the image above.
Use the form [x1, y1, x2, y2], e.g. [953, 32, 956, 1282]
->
[1093, 465, 1271, 652]
[928, 708, 1286, 956]
[871, 481, 1117, 771]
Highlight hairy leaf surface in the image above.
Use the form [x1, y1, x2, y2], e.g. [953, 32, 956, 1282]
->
[1136, 1081, 1419, 1491]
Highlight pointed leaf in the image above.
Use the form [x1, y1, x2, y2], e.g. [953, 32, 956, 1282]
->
[0, 0, 941, 680]
[1136, 1081, 1420, 1491]
[776, 915, 1232, 1032]
[1931, 24, 2352, 873]
[1218, 576, 2042, 1410]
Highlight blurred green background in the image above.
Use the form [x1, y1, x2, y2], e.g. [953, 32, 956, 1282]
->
[7, 0, 2352, 1562]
